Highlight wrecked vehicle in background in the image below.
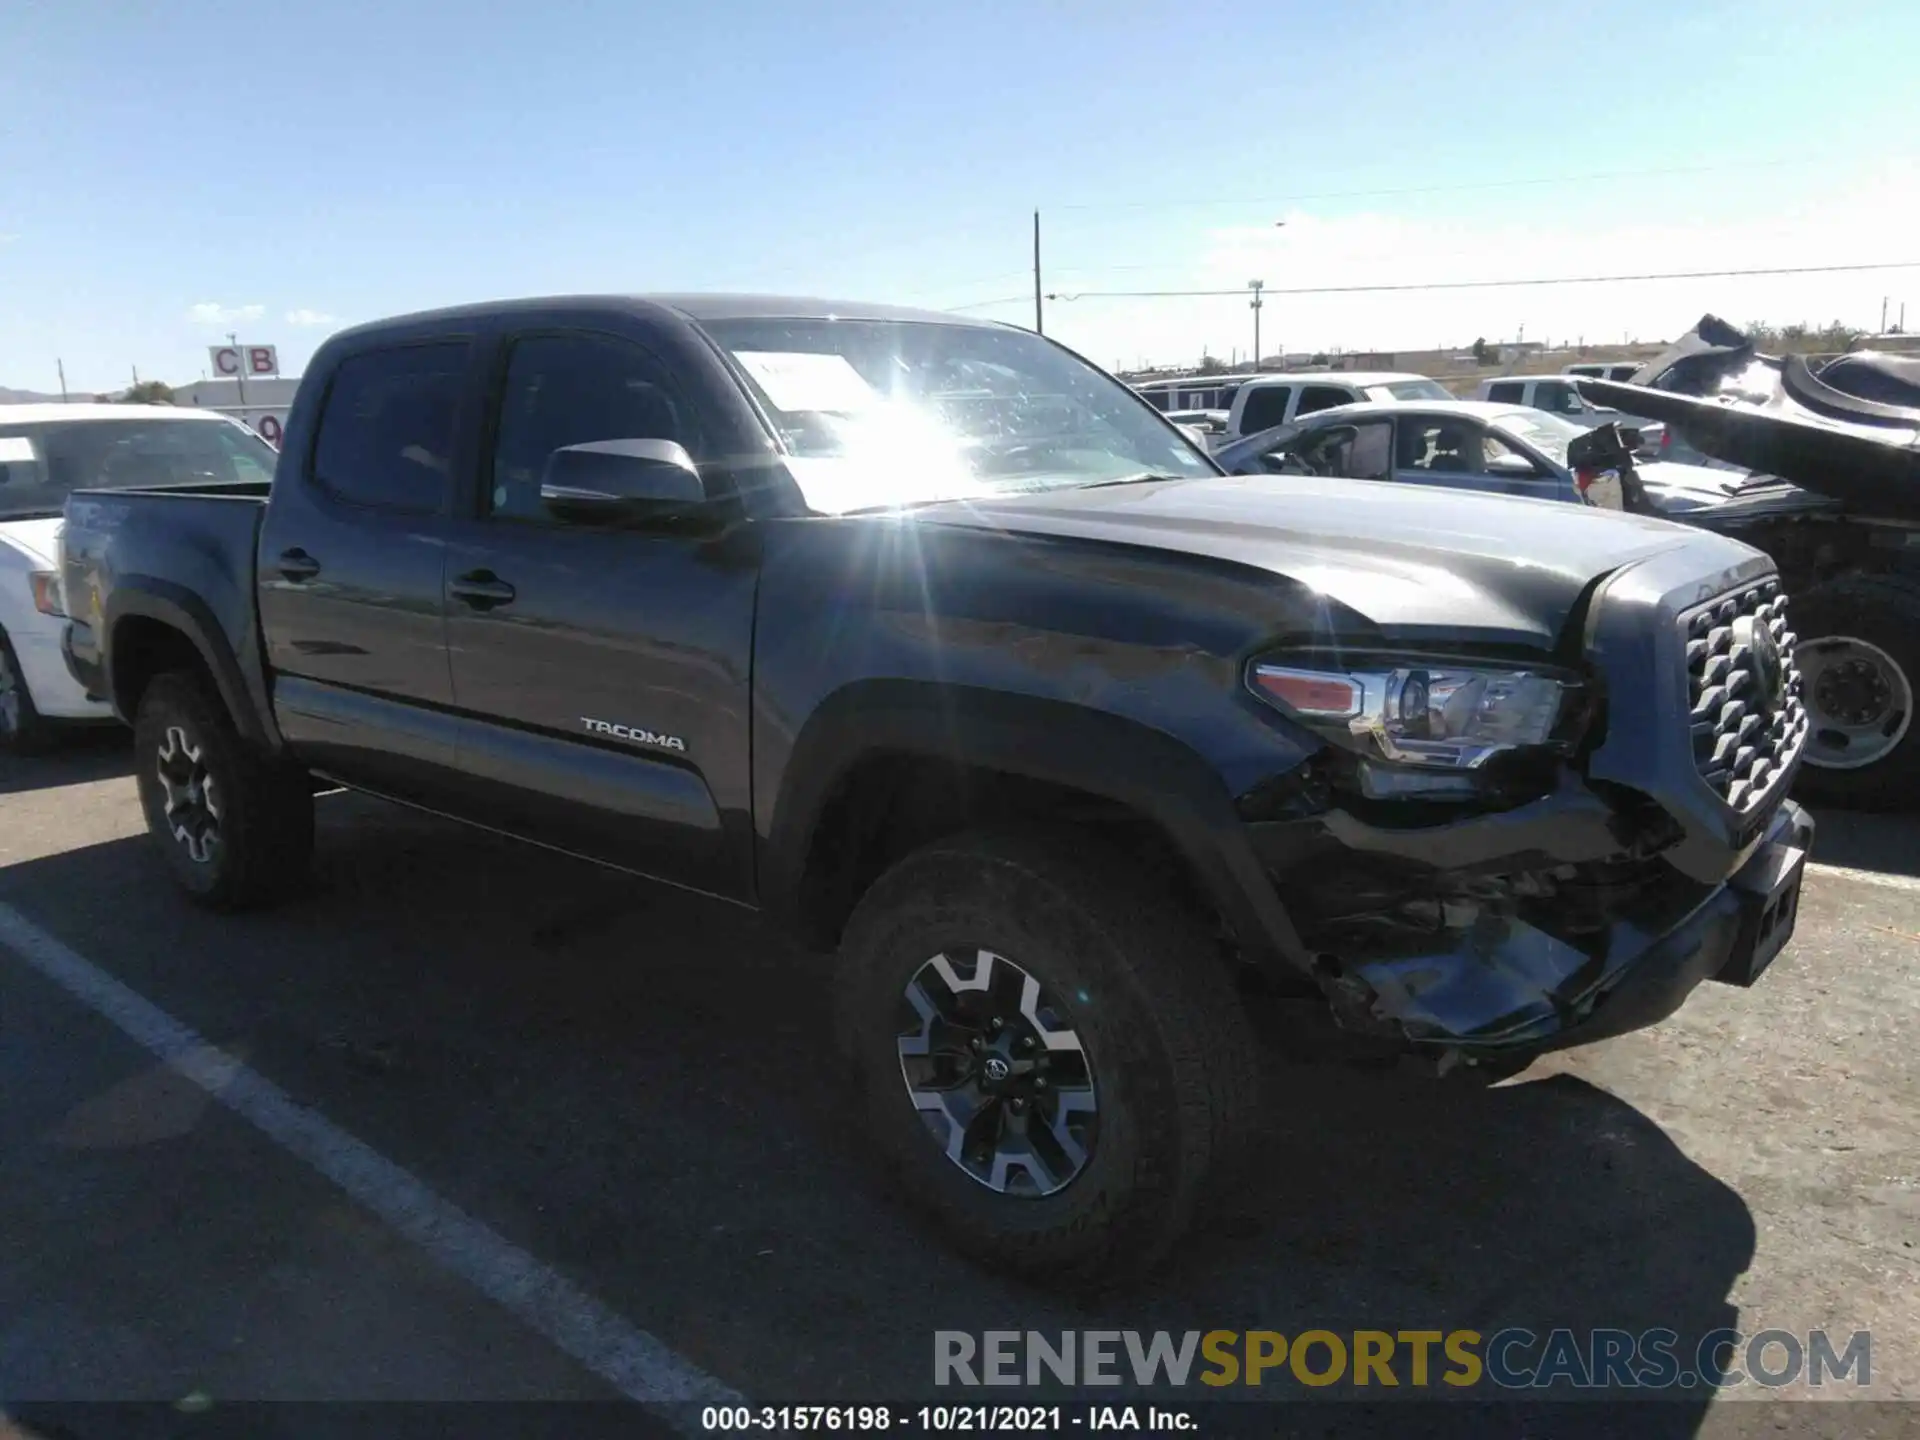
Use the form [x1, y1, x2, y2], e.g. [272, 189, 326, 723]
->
[1581, 316, 1920, 808]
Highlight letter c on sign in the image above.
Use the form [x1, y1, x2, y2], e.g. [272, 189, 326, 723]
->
[213, 348, 240, 376]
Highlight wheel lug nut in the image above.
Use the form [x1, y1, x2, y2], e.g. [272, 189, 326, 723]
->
[1034, 1076, 1048, 1089]
[990, 1017, 1004, 1032]
[1020, 1036, 1035, 1051]
[1010, 1098, 1026, 1113]
[969, 1037, 983, 1052]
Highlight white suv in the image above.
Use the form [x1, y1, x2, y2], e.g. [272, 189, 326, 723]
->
[0, 404, 278, 752]
[1221, 371, 1452, 443]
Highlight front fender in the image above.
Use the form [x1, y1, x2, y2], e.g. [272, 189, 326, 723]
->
[758, 679, 1312, 973]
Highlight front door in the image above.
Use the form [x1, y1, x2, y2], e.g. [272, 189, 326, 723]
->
[440, 329, 758, 901]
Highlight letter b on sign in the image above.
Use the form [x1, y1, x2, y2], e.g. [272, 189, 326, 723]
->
[247, 346, 279, 376]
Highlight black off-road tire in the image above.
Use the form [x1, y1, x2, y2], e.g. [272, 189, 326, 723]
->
[133, 671, 315, 908]
[0, 629, 56, 756]
[833, 828, 1262, 1283]
[1790, 575, 1920, 811]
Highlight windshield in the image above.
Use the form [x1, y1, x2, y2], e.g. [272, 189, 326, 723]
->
[1366, 379, 1453, 402]
[1492, 409, 1589, 469]
[0, 417, 277, 519]
[700, 317, 1217, 513]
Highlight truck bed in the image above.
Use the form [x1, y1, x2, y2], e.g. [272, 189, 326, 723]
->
[60, 482, 272, 724]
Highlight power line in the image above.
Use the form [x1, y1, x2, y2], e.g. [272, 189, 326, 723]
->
[944, 294, 1034, 312]
[1046, 153, 1900, 214]
[1041, 259, 1920, 302]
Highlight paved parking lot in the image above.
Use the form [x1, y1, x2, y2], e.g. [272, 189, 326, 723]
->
[2, 733, 1917, 1435]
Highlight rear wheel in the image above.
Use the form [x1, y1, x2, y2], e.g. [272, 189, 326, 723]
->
[0, 630, 55, 755]
[1790, 576, 1920, 810]
[833, 828, 1261, 1282]
[133, 672, 315, 908]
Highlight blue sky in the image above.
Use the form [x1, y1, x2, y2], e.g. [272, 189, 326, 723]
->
[4, 0, 1916, 391]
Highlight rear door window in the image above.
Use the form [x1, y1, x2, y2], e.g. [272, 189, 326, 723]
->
[1530, 380, 1586, 416]
[311, 343, 469, 514]
[1299, 420, 1392, 480]
[1295, 384, 1357, 417]
[1237, 385, 1292, 433]
[1486, 381, 1526, 403]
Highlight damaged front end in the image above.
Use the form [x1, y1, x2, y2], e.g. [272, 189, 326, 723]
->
[1237, 544, 1816, 1071]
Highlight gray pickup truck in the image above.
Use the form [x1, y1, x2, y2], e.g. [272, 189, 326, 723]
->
[58, 294, 1814, 1278]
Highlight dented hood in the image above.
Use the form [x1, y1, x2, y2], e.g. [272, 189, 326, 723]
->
[920, 473, 1726, 650]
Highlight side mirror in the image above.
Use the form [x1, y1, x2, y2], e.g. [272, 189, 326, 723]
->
[1485, 452, 1541, 479]
[539, 439, 704, 523]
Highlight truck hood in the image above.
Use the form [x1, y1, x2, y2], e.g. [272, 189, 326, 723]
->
[1634, 461, 1834, 519]
[918, 474, 1723, 650]
[0, 516, 62, 569]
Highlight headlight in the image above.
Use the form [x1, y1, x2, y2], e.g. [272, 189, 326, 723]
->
[1250, 660, 1569, 769]
[29, 570, 65, 618]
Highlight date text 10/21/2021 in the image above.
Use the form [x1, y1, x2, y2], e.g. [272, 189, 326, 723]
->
[701, 1407, 1191, 1432]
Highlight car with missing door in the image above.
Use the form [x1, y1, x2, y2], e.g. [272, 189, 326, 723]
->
[59, 294, 1813, 1280]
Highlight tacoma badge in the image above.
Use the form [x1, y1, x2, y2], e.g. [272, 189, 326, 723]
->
[580, 717, 686, 752]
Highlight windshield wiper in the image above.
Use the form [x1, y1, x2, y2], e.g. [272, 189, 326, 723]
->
[1071, 471, 1194, 492]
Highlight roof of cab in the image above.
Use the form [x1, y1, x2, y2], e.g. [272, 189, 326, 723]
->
[0, 403, 234, 425]
[327, 293, 1005, 345]
[1234, 370, 1438, 389]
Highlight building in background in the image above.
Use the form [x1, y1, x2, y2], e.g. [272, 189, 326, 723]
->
[172, 375, 299, 447]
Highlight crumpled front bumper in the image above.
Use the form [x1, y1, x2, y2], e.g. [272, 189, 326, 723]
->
[1252, 795, 1813, 1067]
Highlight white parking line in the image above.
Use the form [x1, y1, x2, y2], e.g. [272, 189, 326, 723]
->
[0, 901, 742, 1418]
[1807, 862, 1920, 895]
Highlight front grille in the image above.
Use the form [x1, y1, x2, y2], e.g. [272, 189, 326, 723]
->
[1681, 578, 1808, 813]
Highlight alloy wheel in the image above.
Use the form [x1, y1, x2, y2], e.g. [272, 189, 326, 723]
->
[896, 948, 1099, 1197]
[155, 725, 222, 863]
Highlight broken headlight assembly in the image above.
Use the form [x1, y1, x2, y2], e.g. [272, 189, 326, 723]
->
[1249, 657, 1584, 795]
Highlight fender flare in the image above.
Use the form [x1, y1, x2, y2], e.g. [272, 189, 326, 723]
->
[760, 680, 1310, 972]
[103, 580, 272, 747]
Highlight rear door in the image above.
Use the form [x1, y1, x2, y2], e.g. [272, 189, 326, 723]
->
[1231, 384, 1292, 438]
[257, 340, 472, 799]
[439, 326, 758, 900]
[1293, 383, 1359, 418]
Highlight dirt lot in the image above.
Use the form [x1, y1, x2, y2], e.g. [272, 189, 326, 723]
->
[1, 734, 1916, 1437]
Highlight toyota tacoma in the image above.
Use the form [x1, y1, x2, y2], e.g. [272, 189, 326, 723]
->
[58, 295, 1814, 1278]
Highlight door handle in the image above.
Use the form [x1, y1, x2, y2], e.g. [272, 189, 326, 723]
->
[450, 570, 516, 610]
[277, 548, 321, 582]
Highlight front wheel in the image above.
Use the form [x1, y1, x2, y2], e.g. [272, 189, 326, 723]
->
[833, 829, 1261, 1282]
[1790, 576, 1920, 810]
[133, 672, 315, 908]
[0, 630, 55, 755]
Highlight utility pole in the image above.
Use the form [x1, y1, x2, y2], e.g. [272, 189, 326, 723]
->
[228, 331, 249, 412]
[1032, 211, 1043, 336]
[56, 359, 69, 403]
[1249, 280, 1265, 371]
[1883, 296, 1890, 332]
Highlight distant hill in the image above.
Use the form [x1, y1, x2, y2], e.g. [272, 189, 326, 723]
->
[0, 386, 77, 404]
